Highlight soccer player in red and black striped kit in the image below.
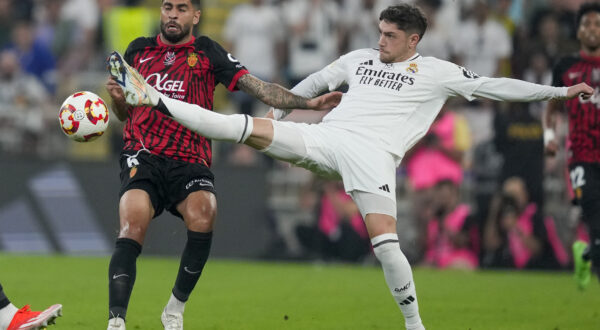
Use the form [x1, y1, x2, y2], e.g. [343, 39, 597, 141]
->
[104, 1, 339, 329]
[545, 2, 600, 290]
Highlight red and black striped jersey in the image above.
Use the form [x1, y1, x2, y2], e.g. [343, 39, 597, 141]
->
[552, 52, 600, 165]
[122, 35, 249, 166]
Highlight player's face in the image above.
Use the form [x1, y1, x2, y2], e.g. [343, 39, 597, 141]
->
[378, 20, 419, 63]
[578, 11, 600, 51]
[160, 0, 201, 44]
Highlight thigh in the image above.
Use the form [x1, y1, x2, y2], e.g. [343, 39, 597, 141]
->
[165, 160, 217, 220]
[351, 190, 397, 220]
[118, 189, 155, 243]
[176, 190, 217, 232]
[119, 150, 164, 216]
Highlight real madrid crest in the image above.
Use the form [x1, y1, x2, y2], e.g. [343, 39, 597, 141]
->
[406, 63, 418, 74]
[187, 52, 198, 68]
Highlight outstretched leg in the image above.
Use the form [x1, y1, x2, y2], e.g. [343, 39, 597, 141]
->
[352, 192, 425, 330]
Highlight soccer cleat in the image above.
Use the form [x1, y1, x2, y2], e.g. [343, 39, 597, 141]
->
[7, 304, 62, 330]
[107, 51, 160, 107]
[573, 240, 592, 290]
[161, 308, 183, 330]
[107, 317, 126, 330]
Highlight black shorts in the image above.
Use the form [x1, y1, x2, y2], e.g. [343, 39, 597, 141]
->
[119, 150, 216, 218]
[569, 162, 600, 225]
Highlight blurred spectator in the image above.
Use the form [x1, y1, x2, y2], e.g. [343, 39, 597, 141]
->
[296, 181, 370, 262]
[56, 0, 100, 73]
[7, 19, 56, 94]
[482, 177, 564, 269]
[493, 103, 544, 208]
[223, 0, 284, 116]
[103, 0, 155, 55]
[341, 0, 392, 52]
[0, 0, 14, 48]
[282, 0, 342, 85]
[0, 49, 51, 154]
[424, 180, 479, 269]
[454, 0, 512, 77]
[405, 106, 471, 246]
[416, 0, 453, 60]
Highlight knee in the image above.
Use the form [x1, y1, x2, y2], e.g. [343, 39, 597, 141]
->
[184, 205, 217, 232]
[118, 219, 149, 243]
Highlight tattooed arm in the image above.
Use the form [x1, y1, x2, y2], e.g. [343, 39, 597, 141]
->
[236, 74, 340, 111]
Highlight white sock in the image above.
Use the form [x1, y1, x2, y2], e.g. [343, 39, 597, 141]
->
[160, 96, 253, 143]
[372, 233, 424, 330]
[0, 303, 19, 329]
[165, 293, 185, 315]
[108, 316, 125, 328]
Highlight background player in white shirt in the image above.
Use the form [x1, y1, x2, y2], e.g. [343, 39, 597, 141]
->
[109, 4, 592, 330]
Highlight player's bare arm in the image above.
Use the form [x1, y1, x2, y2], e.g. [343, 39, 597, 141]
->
[106, 77, 130, 121]
[236, 74, 342, 111]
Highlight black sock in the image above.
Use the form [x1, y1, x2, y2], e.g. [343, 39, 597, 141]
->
[590, 229, 600, 269]
[172, 230, 213, 302]
[0, 283, 10, 309]
[154, 99, 172, 117]
[108, 238, 142, 320]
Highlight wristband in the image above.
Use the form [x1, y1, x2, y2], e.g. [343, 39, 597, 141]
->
[543, 129, 556, 146]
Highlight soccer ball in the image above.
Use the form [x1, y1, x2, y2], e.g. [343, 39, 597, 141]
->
[59, 91, 110, 142]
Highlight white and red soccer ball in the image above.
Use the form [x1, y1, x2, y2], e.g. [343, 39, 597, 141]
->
[59, 91, 109, 142]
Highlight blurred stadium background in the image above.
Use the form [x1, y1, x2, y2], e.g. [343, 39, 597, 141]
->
[1, 0, 599, 328]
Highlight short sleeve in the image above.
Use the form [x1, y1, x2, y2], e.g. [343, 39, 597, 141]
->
[439, 61, 485, 101]
[203, 39, 249, 91]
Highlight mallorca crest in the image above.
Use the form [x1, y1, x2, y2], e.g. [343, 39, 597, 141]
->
[187, 52, 198, 68]
[406, 63, 418, 74]
[164, 51, 176, 66]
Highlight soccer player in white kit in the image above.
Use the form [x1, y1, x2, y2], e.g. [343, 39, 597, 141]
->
[109, 4, 593, 329]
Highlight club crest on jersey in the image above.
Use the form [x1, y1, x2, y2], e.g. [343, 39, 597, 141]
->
[187, 52, 198, 67]
[406, 63, 418, 74]
[164, 51, 176, 66]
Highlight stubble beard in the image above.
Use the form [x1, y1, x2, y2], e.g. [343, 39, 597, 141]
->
[160, 21, 192, 44]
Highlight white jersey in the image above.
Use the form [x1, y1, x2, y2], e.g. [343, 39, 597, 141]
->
[276, 48, 568, 164]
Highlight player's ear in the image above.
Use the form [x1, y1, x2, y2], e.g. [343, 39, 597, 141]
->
[408, 33, 420, 49]
[193, 9, 201, 25]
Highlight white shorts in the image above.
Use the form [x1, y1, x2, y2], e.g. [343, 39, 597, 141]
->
[263, 121, 399, 217]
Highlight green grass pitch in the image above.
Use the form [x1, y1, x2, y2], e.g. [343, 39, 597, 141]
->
[1, 254, 598, 329]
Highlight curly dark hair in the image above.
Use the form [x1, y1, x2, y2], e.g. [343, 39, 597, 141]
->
[577, 2, 600, 28]
[379, 4, 428, 40]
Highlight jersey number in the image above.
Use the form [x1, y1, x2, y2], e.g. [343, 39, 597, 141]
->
[570, 166, 586, 189]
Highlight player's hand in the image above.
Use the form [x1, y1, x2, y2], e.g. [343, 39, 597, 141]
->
[566, 82, 594, 100]
[307, 91, 343, 111]
[106, 77, 125, 102]
[544, 139, 559, 157]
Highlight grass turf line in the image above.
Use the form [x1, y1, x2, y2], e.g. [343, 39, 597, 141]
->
[1, 254, 599, 329]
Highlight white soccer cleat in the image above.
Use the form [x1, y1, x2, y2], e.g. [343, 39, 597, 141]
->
[161, 308, 183, 330]
[107, 317, 126, 330]
[107, 51, 161, 107]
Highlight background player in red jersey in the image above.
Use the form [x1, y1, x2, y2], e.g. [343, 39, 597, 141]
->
[104, 1, 339, 329]
[544, 2, 600, 290]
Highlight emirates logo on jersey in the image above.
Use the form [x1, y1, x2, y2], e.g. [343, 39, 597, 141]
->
[164, 51, 176, 66]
